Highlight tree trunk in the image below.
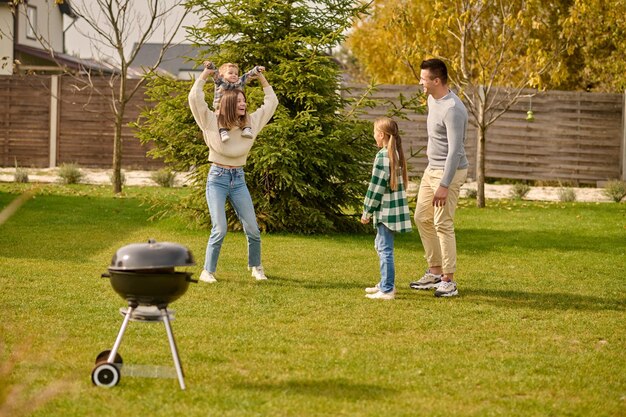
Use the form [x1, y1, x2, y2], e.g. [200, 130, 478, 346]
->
[112, 77, 127, 194]
[476, 126, 486, 208]
[476, 85, 486, 208]
[112, 111, 124, 194]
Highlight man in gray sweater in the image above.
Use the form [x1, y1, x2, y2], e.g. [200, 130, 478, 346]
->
[410, 58, 468, 297]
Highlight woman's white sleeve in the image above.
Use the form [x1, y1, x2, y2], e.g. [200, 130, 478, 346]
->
[188, 78, 217, 132]
[251, 86, 279, 133]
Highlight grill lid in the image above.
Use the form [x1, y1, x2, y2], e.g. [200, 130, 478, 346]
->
[109, 239, 195, 271]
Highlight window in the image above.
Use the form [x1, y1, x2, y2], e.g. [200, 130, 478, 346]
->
[26, 6, 37, 39]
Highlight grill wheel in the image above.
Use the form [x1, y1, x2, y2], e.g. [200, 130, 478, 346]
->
[91, 363, 120, 387]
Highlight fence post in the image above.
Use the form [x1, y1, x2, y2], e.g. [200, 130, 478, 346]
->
[49, 75, 59, 168]
[622, 90, 626, 181]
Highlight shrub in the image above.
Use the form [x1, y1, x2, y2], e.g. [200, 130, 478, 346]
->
[510, 183, 531, 200]
[57, 163, 83, 184]
[151, 168, 176, 188]
[465, 188, 477, 199]
[558, 188, 576, 202]
[14, 168, 29, 183]
[603, 180, 626, 202]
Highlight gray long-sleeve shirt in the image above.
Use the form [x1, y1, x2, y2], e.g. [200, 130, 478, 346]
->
[426, 90, 469, 187]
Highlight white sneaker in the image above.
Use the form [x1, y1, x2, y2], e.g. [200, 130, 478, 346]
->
[219, 129, 230, 142]
[365, 290, 395, 300]
[365, 283, 380, 294]
[199, 270, 217, 283]
[250, 266, 267, 280]
[241, 127, 253, 138]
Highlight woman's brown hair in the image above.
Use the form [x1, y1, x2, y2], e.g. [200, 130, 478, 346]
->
[374, 117, 408, 191]
[217, 90, 248, 130]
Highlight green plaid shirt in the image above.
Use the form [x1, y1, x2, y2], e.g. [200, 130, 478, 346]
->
[362, 148, 413, 233]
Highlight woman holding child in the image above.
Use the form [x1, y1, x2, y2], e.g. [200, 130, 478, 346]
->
[188, 61, 278, 284]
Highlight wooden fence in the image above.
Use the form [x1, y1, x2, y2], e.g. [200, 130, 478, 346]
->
[0, 75, 162, 170]
[1, 75, 624, 184]
[343, 84, 625, 184]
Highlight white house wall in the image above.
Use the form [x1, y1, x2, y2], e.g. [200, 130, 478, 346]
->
[16, 0, 64, 52]
[0, 6, 14, 74]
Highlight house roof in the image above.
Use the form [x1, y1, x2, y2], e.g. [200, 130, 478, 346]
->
[15, 43, 117, 74]
[129, 43, 199, 77]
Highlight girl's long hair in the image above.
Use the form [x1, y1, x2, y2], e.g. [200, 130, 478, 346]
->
[217, 90, 247, 130]
[375, 117, 408, 191]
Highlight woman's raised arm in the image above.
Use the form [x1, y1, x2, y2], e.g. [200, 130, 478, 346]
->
[188, 62, 218, 132]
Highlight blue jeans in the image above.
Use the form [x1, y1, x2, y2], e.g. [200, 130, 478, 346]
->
[375, 223, 395, 293]
[204, 165, 261, 273]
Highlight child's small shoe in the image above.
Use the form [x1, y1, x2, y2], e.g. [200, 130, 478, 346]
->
[219, 129, 230, 142]
[241, 127, 253, 138]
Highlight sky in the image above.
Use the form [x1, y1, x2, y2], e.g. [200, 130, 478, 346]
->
[63, 0, 200, 61]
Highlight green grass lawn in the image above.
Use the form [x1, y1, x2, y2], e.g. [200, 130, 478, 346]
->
[0, 183, 624, 417]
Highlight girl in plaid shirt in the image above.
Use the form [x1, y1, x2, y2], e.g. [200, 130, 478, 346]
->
[361, 117, 412, 300]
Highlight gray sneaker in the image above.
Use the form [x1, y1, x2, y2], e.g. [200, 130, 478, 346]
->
[410, 270, 442, 290]
[434, 280, 458, 297]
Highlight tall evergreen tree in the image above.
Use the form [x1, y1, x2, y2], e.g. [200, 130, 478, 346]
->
[137, 0, 374, 233]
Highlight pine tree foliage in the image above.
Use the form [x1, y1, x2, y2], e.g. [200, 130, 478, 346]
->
[136, 0, 376, 233]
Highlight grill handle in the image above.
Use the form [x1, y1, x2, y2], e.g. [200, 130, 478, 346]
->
[186, 274, 198, 284]
[101, 273, 110, 278]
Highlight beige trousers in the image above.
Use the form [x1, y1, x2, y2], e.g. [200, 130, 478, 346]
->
[414, 167, 468, 274]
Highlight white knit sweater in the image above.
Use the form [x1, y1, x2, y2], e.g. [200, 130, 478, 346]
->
[188, 78, 278, 167]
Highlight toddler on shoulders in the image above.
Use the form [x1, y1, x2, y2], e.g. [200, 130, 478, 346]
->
[203, 61, 265, 142]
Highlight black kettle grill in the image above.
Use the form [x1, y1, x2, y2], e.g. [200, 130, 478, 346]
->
[91, 239, 197, 390]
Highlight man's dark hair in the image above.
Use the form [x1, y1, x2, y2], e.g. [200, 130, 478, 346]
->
[420, 59, 448, 84]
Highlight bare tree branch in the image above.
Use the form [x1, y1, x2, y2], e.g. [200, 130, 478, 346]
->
[16, 0, 190, 193]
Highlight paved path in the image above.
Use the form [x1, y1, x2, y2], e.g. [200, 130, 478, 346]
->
[0, 167, 614, 202]
[0, 167, 189, 187]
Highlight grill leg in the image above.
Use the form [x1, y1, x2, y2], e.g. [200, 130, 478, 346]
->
[108, 304, 135, 363]
[160, 307, 186, 390]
